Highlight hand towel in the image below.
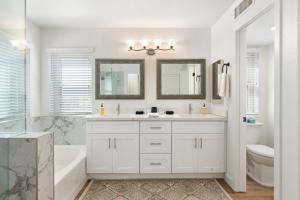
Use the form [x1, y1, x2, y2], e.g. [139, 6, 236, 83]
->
[218, 72, 226, 97]
[225, 72, 230, 98]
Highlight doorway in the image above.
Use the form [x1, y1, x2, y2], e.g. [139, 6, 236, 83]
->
[238, 7, 275, 197]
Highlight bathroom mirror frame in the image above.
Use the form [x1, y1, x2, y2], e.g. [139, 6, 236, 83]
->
[95, 59, 145, 99]
[211, 59, 224, 104]
[157, 59, 206, 99]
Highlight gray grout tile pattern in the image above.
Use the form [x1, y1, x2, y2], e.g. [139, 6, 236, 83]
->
[83, 179, 231, 200]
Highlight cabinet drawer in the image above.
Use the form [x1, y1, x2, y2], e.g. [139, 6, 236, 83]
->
[140, 134, 171, 154]
[140, 154, 171, 173]
[140, 121, 171, 134]
[172, 121, 225, 134]
[87, 121, 139, 134]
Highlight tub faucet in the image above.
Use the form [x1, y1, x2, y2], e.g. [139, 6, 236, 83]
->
[117, 104, 120, 115]
[188, 103, 192, 114]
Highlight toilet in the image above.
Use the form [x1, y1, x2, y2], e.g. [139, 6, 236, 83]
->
[246, 144, 274, 187]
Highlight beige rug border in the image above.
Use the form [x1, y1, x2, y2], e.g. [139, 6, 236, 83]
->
[78, 179, 234, 200]
[214, 179, 234, 200]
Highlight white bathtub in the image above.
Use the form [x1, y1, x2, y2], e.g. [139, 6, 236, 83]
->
[55, 145, 87, 200]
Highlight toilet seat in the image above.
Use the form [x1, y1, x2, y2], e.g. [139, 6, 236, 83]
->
[247, 144, 274, 158]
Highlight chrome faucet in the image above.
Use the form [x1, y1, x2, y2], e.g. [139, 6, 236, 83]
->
[117, 104, 120, 115]
[188, 103, 192, 114]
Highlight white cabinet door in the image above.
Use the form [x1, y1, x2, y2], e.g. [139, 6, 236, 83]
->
[87, 134, 113, 173]
[172, 134, 199, 173]
[198, 134, 225, 173]
[113, 134, 139, 173]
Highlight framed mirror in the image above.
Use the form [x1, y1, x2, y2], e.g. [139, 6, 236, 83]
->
[157, 59, 206, 99]
[211, 59, 224, 103]
[95, 59, 145, 99]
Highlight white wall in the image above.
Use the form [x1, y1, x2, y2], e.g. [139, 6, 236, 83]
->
[39, 28, 211, 115]
[26, 21, 41, 117]
[210, 0, 274, 191]
[279, 0, 300, 199]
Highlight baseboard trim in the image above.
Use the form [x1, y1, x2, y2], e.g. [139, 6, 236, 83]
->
[88, 173, 225, 180]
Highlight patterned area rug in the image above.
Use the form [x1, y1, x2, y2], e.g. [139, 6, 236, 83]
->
[83, 179, 232, 200]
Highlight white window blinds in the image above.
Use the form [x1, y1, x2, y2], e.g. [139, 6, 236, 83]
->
[0, 33, 26, 120]
[246, 51, 260, 114]
[49, 51, 92, 115]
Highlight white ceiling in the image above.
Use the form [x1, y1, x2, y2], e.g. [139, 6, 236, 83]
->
[247, 9, 275, 46]
[27, 0, 235, 28]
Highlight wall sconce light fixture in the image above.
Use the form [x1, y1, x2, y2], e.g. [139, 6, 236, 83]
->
[127, 39, 176, 56]
[10, 40, 29, 51]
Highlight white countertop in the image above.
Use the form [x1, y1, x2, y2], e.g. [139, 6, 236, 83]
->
[85, 113, 227, 121]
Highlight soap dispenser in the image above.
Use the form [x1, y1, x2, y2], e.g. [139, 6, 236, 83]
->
[200, 103, 209, 114]
[99, 103, 105, 116]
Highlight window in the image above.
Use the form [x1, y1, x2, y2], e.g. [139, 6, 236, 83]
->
[0, 32, 26, 120]
[246, 51, 260, 114]
[49, 50, 92, 115]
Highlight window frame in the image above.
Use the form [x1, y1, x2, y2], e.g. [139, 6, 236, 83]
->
[246, 48, 261, 115]
[48, 48, 94, 116]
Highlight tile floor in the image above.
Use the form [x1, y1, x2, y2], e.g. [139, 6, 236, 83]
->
[83, 179, 232, 200]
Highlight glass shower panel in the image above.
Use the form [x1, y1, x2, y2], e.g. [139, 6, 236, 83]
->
[0, 0, 26, 198]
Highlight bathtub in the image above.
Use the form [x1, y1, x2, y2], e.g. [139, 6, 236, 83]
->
[55, 145, 87, 200]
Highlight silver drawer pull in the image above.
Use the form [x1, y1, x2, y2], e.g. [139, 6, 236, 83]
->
[150, 127, 162, 129]
[150, 142, 162, 146]
[150, 162, 162, 166]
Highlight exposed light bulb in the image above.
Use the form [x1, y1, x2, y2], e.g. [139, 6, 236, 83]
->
[154, 39, 162, 48]
[10, 40, 28, 50]
[168, 39, 176, 47]
[271, 26, 276, 31]
[140, 39, 149, 48]
[127, 40, 135, 48]
[10, 40, 20, 47]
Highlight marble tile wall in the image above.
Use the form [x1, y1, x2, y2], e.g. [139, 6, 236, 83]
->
[37, 133, 54, 200]
[0, 119, 26, 135]
[28, 116, 86, 145]
[0, 132, 54, 200]
[0, 139, 9, 198]
[7, 138, 37, 200]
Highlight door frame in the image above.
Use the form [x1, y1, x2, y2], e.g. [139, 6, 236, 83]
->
[235, 3, 282, 199]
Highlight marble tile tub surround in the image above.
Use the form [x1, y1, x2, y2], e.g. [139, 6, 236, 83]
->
[83, 179, 232, 200]
[0, 132, 54, 200]
[28, 116, 85, 145]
